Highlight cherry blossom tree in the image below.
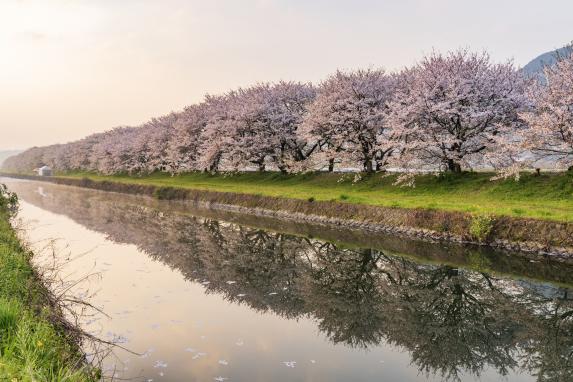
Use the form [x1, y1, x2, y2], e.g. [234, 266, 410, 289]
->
[166, 104, 208, 173]
[300, 69, 395, 173]
[87, 127, 137, 174]
[1, 50, 544, 179]
[198, 82, 316, 173]
[263, 81, 317, 172]
[388, 50, 527, 173]
[196, 93, 235, 172]
[137, 113, 178, 173]
[520, 51, 573, 171]
[66, 133, 106, 171]
[3, 146, 46, 173]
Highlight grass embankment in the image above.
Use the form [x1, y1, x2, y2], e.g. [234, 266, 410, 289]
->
[0, 189, 95, 380]
[58, 170, 573, 222]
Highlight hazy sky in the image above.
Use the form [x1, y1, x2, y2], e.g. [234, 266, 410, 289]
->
[1, 0, 571, 151]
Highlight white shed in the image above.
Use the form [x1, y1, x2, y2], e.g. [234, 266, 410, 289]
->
[38, 165, 53, 176]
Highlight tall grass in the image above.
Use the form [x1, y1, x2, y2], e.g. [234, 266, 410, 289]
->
[0, 188, 96, 381]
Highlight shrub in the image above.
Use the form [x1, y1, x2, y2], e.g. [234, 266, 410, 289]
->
[339, 194, 349, 201]
[0, 184, 18, 216]
[469, 214, 495, 242]
[307, 196, 315, 203]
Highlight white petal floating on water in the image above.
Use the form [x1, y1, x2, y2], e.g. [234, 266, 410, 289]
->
[237, 294, 246, 297]
[184, 347, 196, 353]
[268, 292, 278, 296]
[158, 372, 164, 377]
[235, 339, 244, 346]
[192, 352, 207, 360]
[218, 360, 229, 366]
[226, 281, 236, 285]
[140, 347, 155, 359]
[214, 377, 229, 382]
[282, 361, 296, 368]
[153, 360, 168, 368]
[310, 360, 316, 364]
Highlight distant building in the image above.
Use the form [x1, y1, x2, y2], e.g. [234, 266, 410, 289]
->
[38, 165, 52, 176]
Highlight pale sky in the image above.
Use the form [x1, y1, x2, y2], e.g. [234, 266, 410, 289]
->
[0, 0, 571, 151]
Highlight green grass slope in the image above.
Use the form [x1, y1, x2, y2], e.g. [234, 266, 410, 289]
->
[59, 171, 573, 222]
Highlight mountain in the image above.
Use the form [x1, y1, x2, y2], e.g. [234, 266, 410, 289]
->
[0, 150, 23, 168]
[522, 45, 572, 79]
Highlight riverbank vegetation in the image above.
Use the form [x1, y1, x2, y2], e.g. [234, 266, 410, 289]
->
[3, 48, 573, 181]
[0, 185, 96, 381]
[55, 170, 573, 222]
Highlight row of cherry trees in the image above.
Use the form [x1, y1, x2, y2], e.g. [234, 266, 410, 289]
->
[4, 49, 573, 176]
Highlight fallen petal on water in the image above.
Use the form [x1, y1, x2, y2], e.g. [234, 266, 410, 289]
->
[192, 352, 207, 360]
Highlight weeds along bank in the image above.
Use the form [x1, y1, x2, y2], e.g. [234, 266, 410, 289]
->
[0, 185, 97, 381]
[3, 173, 573, 262]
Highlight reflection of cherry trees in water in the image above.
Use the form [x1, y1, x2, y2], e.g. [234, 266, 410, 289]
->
[519, 289, 573, 382]
[13, 183, 573, 382]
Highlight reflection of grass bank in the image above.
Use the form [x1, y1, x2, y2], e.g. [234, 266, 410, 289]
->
[0, 189, 95, 380]
[3, 171, 573, 256]
[58, 171, 573, 222]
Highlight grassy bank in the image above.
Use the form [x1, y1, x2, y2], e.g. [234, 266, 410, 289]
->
[57, 170, 573, 222]
[0, 188, 95, 380]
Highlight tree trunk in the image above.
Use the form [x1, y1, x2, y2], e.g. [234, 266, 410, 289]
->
[568, 166, 573, 172]
[446, 159, 462, 173]
[328, 158, 335, 172]
[363, 159, 374, 173]
[375, 162, 388, 172]
[276, 154, 288, 174]
[209, 153, 221, 173]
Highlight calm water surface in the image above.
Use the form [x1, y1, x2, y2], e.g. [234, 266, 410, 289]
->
[3, 178, 573, 382]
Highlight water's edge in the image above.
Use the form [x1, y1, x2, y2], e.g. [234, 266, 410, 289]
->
[3, 173, 572, 263]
